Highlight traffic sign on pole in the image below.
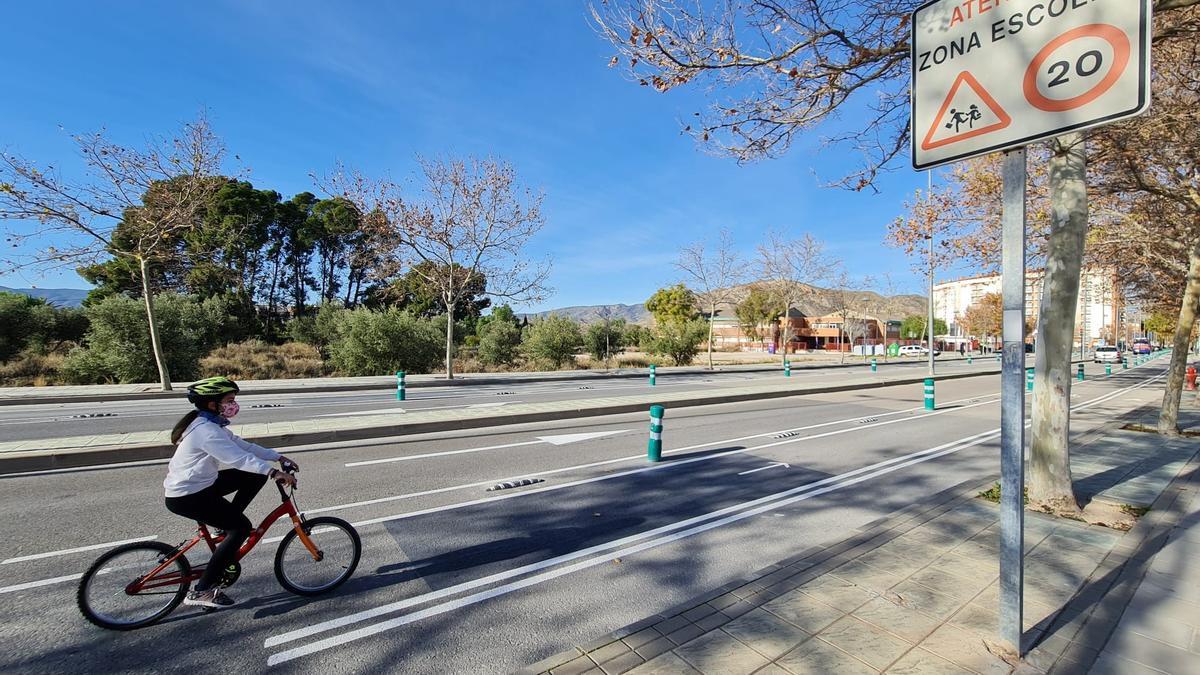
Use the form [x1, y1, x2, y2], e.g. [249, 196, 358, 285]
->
[911, 0, 1151, 169]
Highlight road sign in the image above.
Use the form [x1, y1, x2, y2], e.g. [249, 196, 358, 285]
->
[911, 0, 1151, 169]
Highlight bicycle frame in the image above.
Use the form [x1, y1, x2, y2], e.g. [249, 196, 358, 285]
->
[127, 482, 323, 594]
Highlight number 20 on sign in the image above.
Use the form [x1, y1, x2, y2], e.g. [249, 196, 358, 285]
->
[911, 0, 1151, 169]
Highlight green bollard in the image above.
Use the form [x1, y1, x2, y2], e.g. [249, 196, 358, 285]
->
[1105, 363, 1112, 376]
[924, 378, 935, 411]
[1123, 357, 1129, 370]
[395, 371, 406, 401]
[647, 405, 664, 462]
[1077, 363, 1085, 381]
[871, 357, 877, 373]
[1026, 367, 1035, 392]
[995, 352, 1001, 362]
[784, 360, 791, 377]
[967, 354, 973, 365]
[649, 364, 656, 387]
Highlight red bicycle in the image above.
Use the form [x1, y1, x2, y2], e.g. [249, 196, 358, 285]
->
[77, 468, 360, 630]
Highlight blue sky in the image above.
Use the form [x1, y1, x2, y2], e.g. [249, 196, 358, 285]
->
[0, 1, 941, 312]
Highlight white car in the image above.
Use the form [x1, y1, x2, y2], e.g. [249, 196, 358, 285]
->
[1094, 345, 1122, 363]
[898, 345, 941, 357]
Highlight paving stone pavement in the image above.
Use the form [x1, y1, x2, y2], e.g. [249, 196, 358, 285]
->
[521, 423, 1200, 675]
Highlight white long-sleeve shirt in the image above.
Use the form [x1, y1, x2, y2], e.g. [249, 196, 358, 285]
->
[163, 416, 281, 497]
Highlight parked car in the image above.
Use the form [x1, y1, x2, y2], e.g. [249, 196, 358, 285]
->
[1094, 345, 1122, 363]
[898, 345, 941, 357]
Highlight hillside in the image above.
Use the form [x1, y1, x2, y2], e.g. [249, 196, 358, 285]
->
[525, 284, 928, 325]
[0, 286, 89, 307]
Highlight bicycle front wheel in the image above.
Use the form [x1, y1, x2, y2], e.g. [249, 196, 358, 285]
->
[274, 516, 361, 596]
[77, 541, 191, 630]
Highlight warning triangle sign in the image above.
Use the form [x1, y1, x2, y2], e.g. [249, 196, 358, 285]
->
[921, 71, 1012, 152]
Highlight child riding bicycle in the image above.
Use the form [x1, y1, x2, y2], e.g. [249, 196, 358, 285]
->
[163, 376, 298, 609]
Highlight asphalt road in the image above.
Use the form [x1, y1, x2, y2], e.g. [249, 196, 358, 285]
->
[0, 357, 998, 443]
[0, 360, 1166, 674]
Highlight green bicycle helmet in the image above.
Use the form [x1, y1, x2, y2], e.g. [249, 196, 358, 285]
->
[187, 376, 240, 405]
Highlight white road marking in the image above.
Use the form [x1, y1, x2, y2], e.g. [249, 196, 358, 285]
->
[0, 572, 85, 595]
[737, 462, 789, 476]
[343, 430, 629, 467]
[1, 536, 157, 565]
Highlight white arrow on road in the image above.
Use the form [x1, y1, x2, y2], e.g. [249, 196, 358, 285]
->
[318, 401, 524, 417]
[344, 429, 632, 467]
[737, 462, 790, 476]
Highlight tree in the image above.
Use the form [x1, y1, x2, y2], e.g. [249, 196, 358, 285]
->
[586, 314, 628, 367]
[960, 293, 1003, 347]
[758, 231, 834, 362]
[61, 293, 234, 384]
[382, 261, 491, 320]
[593, 0, 1200, 189]
[524, 315, 583, 369]
[735, 285, 781, 345]
[825, 270, 875, 363]
[332, 158, 551, 379]
[327, 308, 443, 376]
[478, 319, 523, 367]
[646, 318, 708, 366]
[0, 115, 225, 390]
[645, 283, 699, 324]
[900, 316, 947, 342]
[675, 229, 747, 369]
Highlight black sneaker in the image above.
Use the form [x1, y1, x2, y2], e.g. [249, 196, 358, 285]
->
[184, 588, 236, 608]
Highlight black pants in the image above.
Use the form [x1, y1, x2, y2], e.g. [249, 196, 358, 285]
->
[165, 469, 268, 591]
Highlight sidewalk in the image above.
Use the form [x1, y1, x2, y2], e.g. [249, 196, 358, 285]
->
[0, 354, 991, 406]
[0, 362, 1006, 474]
[521, 411, 1200, 675]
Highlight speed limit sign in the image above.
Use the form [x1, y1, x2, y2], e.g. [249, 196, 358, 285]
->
[911, 0, 1151, 169]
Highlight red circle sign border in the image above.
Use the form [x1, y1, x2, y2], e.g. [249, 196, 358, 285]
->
[1022, 23, 1131, 113]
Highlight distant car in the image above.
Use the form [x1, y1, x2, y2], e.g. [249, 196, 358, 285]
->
[1132, 339, 1152, 355]
[898, 345, 941, 357]
[1094, 345, 1122, 363]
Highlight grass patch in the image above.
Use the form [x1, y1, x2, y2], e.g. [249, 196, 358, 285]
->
[1121, 504, 1151, 518]
[978, 482, 1029, 505]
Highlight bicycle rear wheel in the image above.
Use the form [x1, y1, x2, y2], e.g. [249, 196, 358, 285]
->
[274, 516, 361, 596]
[77, 541, 191, 630]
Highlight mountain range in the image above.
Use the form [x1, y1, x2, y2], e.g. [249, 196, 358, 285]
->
[524, 284, 929, 325]
[0, 286, 90, 307]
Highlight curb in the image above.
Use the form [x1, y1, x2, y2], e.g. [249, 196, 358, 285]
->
[0, 355, 990, 407]
[0, 367, 1008, 475]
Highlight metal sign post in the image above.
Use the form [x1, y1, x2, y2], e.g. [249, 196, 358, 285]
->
[999, 148, 1027, 653]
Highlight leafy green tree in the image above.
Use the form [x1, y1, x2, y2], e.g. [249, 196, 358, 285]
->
[62, 293, 235, 384]
[0, 292, 48, 361]
[478, 320, 523, 366]
[272, 192, 319, 318]
[477, 304, 520, 334]
[523, 315, 583, 368]
[900, 315, 947, 341]
[1144, 312, 1176, 338]
[645, 284, 698, 324]
[586, 318, 628, 365]
[624, 324, 653, 351]
[327, 308, 442, 376]
[309, 197, 360, 304]
[287, 302, 348, 357]
[380, 261, 491, 320]
[646, 318, 708, 366]
[736, 286, 782, 342]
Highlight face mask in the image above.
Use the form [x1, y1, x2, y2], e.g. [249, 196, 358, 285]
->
[220, 401, 240, 419]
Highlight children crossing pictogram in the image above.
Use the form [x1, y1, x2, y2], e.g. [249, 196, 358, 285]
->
[920, 70, 1012, 152]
